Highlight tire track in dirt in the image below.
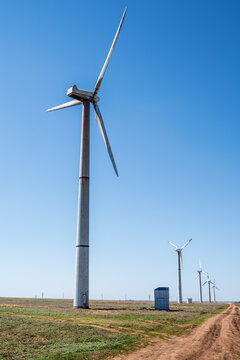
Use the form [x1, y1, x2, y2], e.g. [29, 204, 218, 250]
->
[112, 304, 240, 360]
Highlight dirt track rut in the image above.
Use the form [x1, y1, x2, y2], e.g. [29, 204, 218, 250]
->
[113, 304, 240, 360]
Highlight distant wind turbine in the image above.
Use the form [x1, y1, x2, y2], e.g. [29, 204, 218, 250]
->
[168, 238, 192, 304]
[212, 279, 220, 303]
[46, 8, 127, 308]
[196, 261, 203, 303]
[202, 271, 212, 303]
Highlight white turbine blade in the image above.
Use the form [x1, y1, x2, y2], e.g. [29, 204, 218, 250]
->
[215, 287, 220, 291]
[202, 281, 207, 286]
[199, 260, 202, 270]
[181, 238, 192, 250]
[93, 102, 118, 176]
[203, 271, 208, 277]
[46, 99, 82, 112]
[168, 242, 178, 249]
[93, 7, 127, 96]
[196, 272, 199, 279]
[180, 252, 183, 269]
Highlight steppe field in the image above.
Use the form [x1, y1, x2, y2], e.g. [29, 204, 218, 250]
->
[0, 297, 233, 360]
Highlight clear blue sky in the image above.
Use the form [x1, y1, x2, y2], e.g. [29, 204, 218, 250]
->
[0, 0, 239, 302]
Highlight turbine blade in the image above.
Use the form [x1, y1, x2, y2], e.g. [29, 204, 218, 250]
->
[46, 99, 82, 112]
[199, 260, 202, 270]
[216, 287, 220, 291]
[203, 271, 208, 277]
[93, 7, 127, 96]
[181, 238, 192, 250]
[93, 102, 118, 176]
[202, 281, 207, 286]
[168, 242, 178, 249]
[180, 252, 183, 269]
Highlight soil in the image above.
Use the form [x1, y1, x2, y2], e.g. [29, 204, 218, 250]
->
[112, 304, 240, 360]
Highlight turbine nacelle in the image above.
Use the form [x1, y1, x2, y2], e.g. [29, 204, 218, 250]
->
[67, 85, 100, 103]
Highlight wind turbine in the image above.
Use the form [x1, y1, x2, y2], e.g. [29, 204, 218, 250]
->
[46, 8, 127, 308]
[211, 279, 220, 303]
[202, 271, 212, 303]
[168, 238, 192, 304]
[196, 261, 203, 303]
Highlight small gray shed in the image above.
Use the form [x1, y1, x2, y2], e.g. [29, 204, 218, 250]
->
[154, 287, 169, 310]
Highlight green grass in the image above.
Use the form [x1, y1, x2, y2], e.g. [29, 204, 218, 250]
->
[0, 317, 138, 360]
[0, 298, 228, 360]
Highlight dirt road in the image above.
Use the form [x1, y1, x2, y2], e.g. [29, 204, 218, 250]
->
[113, 304, 240, 360]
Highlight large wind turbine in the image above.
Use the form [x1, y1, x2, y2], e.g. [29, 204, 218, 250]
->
[168, 238, 192, 304]
[196, 261, 203, 303]
[46, 8, 127, 308]
[202, 271, 212, 303]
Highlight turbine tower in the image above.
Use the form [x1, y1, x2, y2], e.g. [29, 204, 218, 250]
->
[168, 238, 192, 304]
[211, 279, 220, 303]
[202, 272, 212, 303]
[196, 261, 203, 303]
[46, 8, 127, 308]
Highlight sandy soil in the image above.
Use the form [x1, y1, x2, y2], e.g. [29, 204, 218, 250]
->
[113, 304, 240, 360]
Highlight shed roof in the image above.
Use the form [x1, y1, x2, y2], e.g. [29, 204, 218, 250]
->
[154, 287, 169, 291]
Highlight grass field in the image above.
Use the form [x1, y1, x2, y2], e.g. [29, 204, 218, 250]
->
[0, 298, 227, 360]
